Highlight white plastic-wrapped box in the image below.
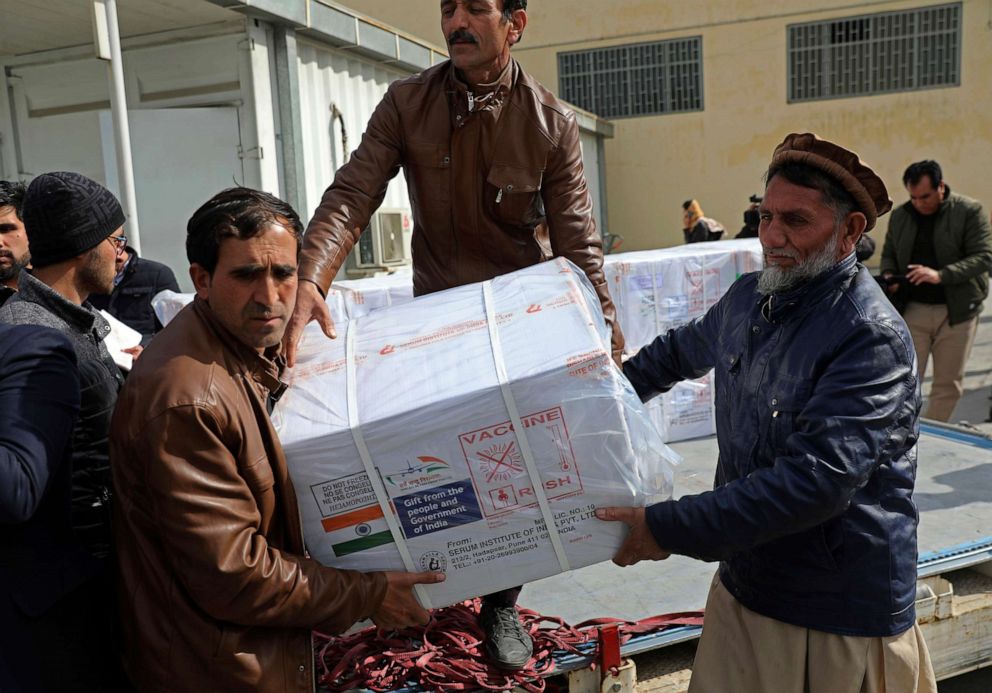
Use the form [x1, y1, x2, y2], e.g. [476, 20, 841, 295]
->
[274, 258, 679, 608]
[333, 270, 415, 319]
[604, 239, 762, 352]
[604, 239, 762, 442]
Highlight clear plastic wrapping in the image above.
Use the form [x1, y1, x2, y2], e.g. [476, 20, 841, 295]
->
[273, 259, 680, 608]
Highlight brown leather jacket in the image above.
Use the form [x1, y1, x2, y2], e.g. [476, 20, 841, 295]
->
[300, 59, 624, 361]
[110, 298, 387, 692]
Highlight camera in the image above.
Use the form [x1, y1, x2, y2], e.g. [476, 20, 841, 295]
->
[749, 194, 763, 204]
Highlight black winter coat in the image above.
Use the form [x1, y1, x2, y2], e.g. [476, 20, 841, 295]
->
[89, 247, 180, 345]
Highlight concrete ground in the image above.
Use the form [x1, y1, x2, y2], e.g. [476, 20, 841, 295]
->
[923, 303, 992, 691]
[940, 305, 992, 433]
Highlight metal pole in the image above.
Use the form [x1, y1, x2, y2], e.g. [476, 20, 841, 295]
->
[93, 0, 141, 254]
[272, 26, 308, 219]
[596, 135, 610, 242]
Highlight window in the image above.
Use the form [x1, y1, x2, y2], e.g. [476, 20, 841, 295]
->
[788, 3, 961, 102]
[558, 37, 703, 118]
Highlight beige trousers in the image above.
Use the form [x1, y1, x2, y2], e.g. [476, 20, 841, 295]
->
[903, 301, 979, 421]
[688, 574, 937, 693]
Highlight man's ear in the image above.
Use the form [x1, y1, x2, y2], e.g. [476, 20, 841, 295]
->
[507, 9, 527, 45]
[839, 212, 868, 257]
[189, 263, 212, 301]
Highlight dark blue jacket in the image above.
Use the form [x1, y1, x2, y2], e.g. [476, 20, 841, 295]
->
[624, 253, 921, 637]
[89, 247, 180, 345]
[0, 324, 101, 689]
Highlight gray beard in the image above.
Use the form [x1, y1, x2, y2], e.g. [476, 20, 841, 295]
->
[757, 230, 842, 295]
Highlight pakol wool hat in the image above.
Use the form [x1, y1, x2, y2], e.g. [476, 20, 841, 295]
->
[23, 171, 125, 267]
[769, 133, 892, 231]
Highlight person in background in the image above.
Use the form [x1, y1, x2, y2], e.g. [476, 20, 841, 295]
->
[682, 199, 725, 243]
[600, 133, 935, 693]
[0, 181, 30, 304]
[880, 160, 992, 421]
[111, 188, 443, 692]
[89, 244, 180, 346]
[735, 195, 761, 239]
[0, 171, 128, 690]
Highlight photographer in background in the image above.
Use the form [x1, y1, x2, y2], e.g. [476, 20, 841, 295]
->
[736, 194, 761, 239]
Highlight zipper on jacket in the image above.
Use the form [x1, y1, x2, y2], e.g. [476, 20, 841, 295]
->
[495, 188, 503, 204]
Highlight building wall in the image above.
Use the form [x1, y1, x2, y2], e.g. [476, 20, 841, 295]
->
[356, 0, 445, 48]
[357, 0, 992, 256]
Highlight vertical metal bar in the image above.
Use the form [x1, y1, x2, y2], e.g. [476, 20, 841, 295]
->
[273, 25, 308, 219]
[94, 0, 141, 253]
[596, 135, 609, 242]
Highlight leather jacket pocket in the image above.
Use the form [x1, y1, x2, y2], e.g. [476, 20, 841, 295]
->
[404, 140, 451, 207]
[487, 164, 544, 229]
[714, 349, 742, 423]
[765, 376, 813, 450]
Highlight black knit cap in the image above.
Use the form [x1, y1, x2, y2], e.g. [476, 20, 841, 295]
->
[23, 171, 126, 268]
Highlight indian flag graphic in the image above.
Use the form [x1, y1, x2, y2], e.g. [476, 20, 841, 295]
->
[321, 504, 394, 557]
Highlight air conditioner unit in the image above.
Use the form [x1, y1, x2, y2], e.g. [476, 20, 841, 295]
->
[349, 209, 413, 275]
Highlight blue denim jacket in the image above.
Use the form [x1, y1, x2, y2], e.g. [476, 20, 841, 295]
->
[624, 252, 921, 636]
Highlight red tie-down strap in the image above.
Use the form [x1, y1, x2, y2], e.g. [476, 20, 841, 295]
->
[314, 599, 705, 692]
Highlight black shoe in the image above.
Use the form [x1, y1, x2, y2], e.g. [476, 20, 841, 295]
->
[480, 604, 533, 670]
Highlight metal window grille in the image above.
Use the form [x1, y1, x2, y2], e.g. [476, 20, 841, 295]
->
[788, 3, 961, 102]
[558, 37, 703, 118]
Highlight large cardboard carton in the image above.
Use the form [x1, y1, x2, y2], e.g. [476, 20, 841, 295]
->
[274, 259, 678, 608]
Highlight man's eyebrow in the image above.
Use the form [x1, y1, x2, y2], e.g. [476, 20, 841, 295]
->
[0, 223, 19, 232]
[229, 263, 264, 277]
[229, 263, 297, 277]
[759, 204, 814, 216]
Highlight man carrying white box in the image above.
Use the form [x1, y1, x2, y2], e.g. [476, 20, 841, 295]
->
[284, 0, 624, 672]
[110, 188, 443, 692]
[599, 134, 936, 692]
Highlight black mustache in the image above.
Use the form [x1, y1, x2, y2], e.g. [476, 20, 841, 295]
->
[447, 30, 477, 44]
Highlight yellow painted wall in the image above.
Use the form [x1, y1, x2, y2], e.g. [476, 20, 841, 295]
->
[354, 0, 445, 46]
[346, 1, 992, 256]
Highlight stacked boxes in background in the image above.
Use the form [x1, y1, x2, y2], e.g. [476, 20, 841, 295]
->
[274, 259, 679, 607]
[332, 269, 415, 318]
[604, 239, 762, 441]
